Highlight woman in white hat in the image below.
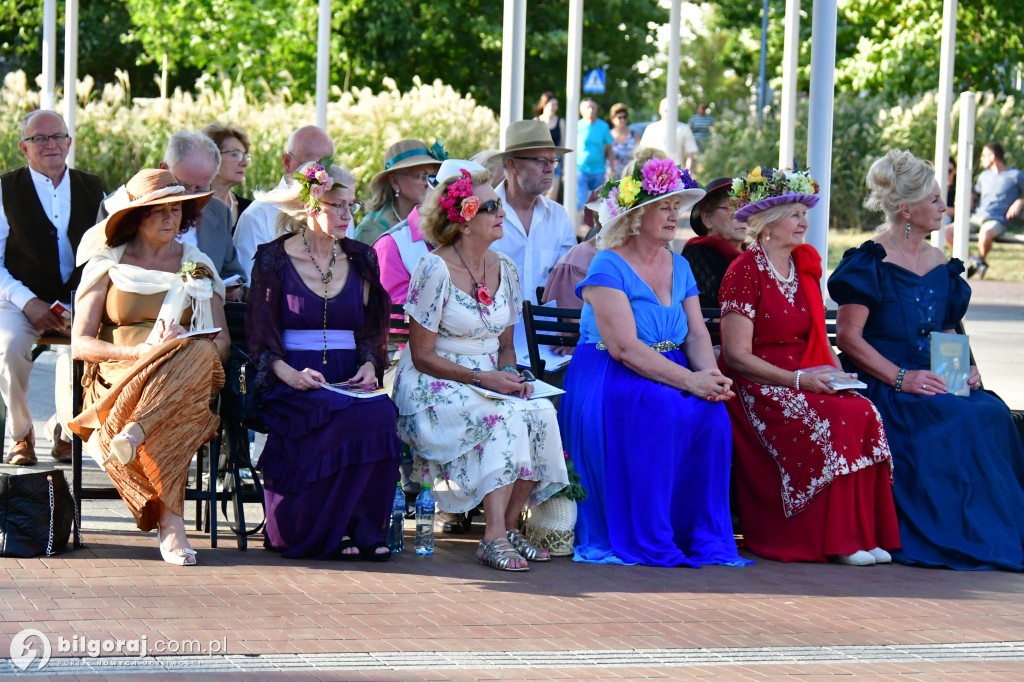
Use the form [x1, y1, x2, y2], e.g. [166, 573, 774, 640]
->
[558, 159, 750, 568]
[718, 166, 898, 566]
[352, 139, 444, 246]
[69, 168, 230, 567]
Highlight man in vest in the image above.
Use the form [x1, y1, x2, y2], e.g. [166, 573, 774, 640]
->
[0, 110, 104, 465]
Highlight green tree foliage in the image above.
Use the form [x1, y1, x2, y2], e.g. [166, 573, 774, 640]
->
[714, 0, 1024, 100]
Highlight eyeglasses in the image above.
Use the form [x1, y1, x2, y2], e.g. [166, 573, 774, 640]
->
[478, 198, 503, 215]
[22, 133, 71, 146]
[320, 200, 362, 215]
[514, 156, 560, 170]
[397, 170, 432, 183]
[220, 149, 252, 163]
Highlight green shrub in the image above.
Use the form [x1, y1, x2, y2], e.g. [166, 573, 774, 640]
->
[0, 71, 499, 196]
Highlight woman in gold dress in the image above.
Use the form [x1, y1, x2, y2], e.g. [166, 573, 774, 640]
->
[69, 169, 230, 566]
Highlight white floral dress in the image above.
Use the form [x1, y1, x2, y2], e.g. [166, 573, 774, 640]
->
[393, 252, 568, 513]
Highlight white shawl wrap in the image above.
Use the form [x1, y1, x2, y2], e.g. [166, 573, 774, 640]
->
[76, 243, 225, 345]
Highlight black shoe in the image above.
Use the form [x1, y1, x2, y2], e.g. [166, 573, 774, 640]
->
[977, 261, 989, 279]
[967, 256, 983, 279]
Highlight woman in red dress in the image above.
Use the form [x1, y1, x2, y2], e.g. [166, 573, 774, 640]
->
[718, 167, 900, 565]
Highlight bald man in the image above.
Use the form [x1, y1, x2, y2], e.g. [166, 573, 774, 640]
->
[232, 125, 335, 281]
[1, 110, 104, 465]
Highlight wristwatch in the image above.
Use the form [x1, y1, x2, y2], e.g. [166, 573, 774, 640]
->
[470, 367, 481, 387]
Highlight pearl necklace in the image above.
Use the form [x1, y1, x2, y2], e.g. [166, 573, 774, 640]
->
[301, 228, 339, 366]
[765, 253, 796, 284]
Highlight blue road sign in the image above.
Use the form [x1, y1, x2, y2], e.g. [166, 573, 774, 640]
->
[583, 69, 606, 94]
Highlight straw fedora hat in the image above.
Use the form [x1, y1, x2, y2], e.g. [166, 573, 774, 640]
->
[367, 139, 444, 197]
[76, 168, 212, 266]
[501, 120, 572, 157]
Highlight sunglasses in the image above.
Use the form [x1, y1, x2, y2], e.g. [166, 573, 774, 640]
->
[478, 198, 503, 215]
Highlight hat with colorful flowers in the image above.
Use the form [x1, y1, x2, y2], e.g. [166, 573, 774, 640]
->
[729, 166, 820, 222]
[587, 158, 705, 231]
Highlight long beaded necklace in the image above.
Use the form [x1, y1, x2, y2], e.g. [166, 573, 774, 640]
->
[301, 228, 339, 366]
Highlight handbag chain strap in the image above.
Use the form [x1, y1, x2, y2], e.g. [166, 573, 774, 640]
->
[46, 474, 55, 557]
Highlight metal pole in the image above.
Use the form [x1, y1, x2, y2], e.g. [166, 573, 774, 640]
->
[499, 0, 527, 149]
[315, 0, 331, 130]
[757, 0, 770, 123]
[665, 0, 681, 163]
[933, 0, 958, 247]
[778, 0, 800, 168]
[805, 0, 837, 272]
[63, 0, 79, 168]
[563, 0, 584, 218]
[953, 92, 976, 268]
[41, 0, 57, 111]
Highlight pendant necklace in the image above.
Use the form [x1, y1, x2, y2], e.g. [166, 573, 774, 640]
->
[452, 245, 497, 329]
[302, 228, 339, 366]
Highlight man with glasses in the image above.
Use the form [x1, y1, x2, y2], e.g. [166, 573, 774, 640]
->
[492, 120, 576, 310]
[233, 125, 335, 281]
[100, 130, 245, 297]
[0, 110, 104, 465]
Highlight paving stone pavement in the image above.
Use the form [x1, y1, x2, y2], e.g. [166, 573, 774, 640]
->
[2, 284, 1023, 678]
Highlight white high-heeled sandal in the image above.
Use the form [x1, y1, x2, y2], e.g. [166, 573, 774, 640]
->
[104, 425, 141, 467]
[157, 527, 197, 566]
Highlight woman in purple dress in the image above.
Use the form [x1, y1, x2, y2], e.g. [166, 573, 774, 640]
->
[246, 160, 401, 560]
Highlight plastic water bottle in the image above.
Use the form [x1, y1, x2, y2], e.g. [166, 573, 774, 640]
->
[414, 485, 435, 555]
[386, 486, 405, 553]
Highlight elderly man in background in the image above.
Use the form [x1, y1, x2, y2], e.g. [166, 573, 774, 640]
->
[640, 98, 700, 171]
[98, 130, 245, 298]
[1, 110, 104, 465]
[232, 125, 335, 282]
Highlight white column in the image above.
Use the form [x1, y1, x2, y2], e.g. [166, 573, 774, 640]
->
[933, 0, 958, 247]
[63, 0, 79, 168]
[953, 92, 976, 268]
[805, 0, 837, 269]
[499, 0, 527, 149]
[664, 0, 681, 162]
[41, 0, 57, 111]
[563, 0, 584, 217]
[778, 0, 800, 169]
[315, 0, 331, 131]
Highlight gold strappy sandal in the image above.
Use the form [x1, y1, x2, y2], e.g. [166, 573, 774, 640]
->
[506, 528, 551, 562]
[477, 537, 529, 572]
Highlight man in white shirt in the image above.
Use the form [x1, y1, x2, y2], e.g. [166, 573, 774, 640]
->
[0, 110, 104, 465]
[491, 120, 576, 307]
[233, 126, 335, 282]
[639, 98, 700, 171]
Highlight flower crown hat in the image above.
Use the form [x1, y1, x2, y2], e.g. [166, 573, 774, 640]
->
[587, 158, 704, 231]
[293, 158, 344, 215]
[729, 166, 820, 223]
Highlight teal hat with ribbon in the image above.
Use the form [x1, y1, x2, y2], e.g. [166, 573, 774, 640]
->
[369, 139, 447, 197]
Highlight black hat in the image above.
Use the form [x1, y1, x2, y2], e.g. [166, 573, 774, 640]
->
[689, 177, 733, 236]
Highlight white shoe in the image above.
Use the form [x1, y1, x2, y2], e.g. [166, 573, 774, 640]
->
[837, 550, 876, 566]
[157, 528, 197, 566]
[868, 547, 892, 564]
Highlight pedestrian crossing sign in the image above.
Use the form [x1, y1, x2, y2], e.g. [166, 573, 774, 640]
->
[583, 69, 606, 94]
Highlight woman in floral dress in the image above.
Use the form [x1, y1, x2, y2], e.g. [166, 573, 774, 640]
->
[393, 162, 568, 572]
[718, 167, 900, 565]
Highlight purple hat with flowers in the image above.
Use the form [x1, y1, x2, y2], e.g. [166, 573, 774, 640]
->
[587, 158, 705, 232]
[729, 166, 820, 222]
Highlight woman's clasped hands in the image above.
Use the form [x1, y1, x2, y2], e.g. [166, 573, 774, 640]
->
[685, 368, 735, 402]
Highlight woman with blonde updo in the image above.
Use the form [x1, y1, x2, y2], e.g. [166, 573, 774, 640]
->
[246, 160, 401, 561]
[828, 149, 1024, 570]
[392, 159, 568, 573]
[718, 166, 899, 566]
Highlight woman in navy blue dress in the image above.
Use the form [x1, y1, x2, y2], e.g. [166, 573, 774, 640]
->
[247, 161, 401, 561]
[829, 149, 1024, 571]
[559, 159, 750, 568]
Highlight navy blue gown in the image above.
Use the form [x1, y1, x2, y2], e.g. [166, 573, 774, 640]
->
[828, 241, 1024, 571]
[558, 250, 750, 568]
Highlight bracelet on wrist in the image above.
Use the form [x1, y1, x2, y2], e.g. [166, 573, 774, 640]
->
[794, 369, 802, 391]
[470, 367, 482, 387]
[894, 367, 906, 392]
[500, 364, 518, 374]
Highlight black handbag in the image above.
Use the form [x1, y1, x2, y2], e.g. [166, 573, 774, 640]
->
[0, 469, 74, 557]
[226, 345, 268, 433]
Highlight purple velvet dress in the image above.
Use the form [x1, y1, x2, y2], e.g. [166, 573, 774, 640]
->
[247, 235, 400, 559]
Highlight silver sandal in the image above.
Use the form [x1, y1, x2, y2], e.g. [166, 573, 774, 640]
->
[506, 528, 551, 562]
[477, 538, 529, 572]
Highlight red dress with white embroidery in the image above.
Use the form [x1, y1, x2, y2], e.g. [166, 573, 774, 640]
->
[717, 241, 900, 562]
